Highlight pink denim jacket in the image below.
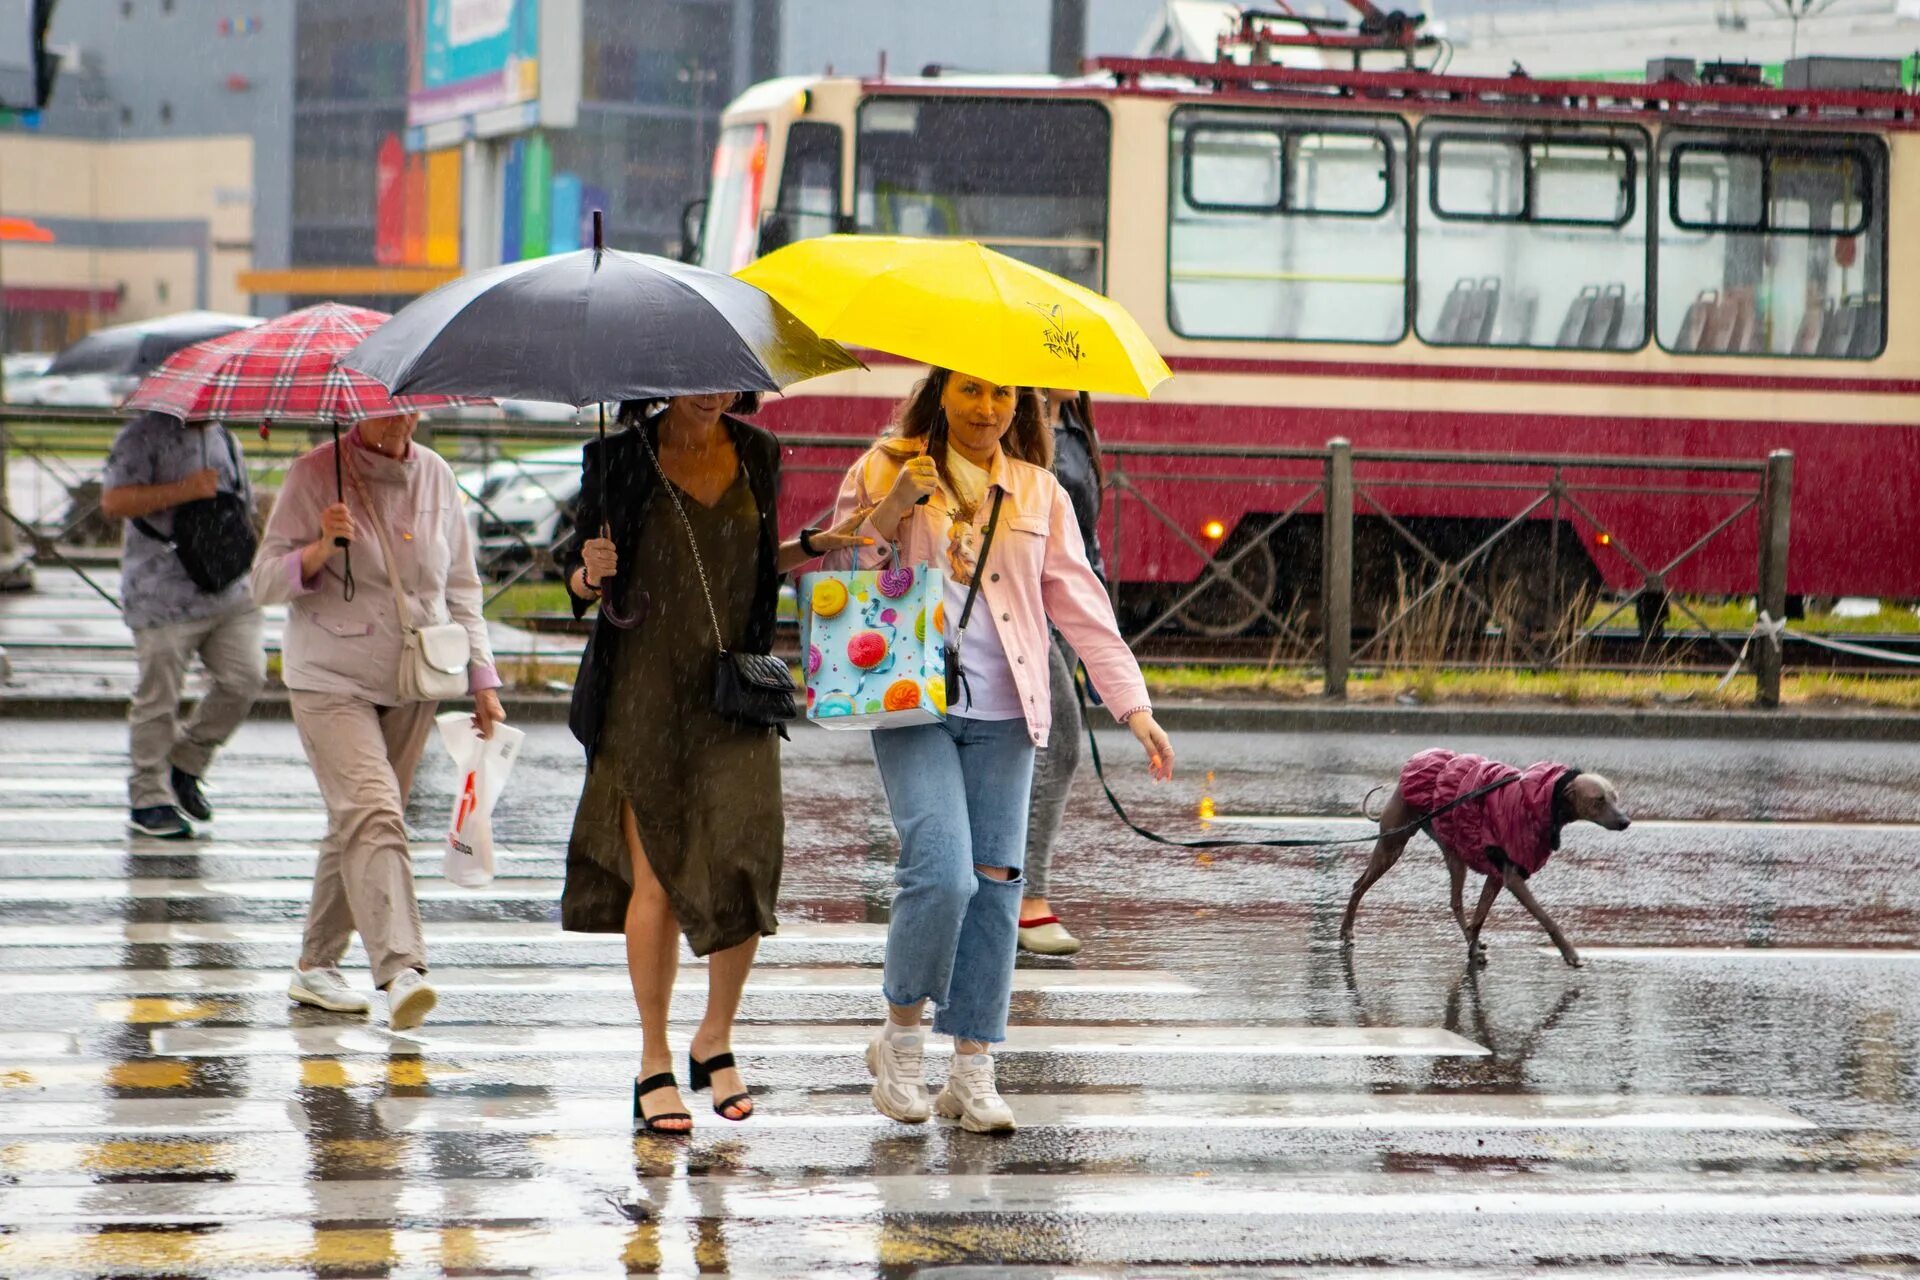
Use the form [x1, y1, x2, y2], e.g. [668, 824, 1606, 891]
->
[824, 439, 1151, 747]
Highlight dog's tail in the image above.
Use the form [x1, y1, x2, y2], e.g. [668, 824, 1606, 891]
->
[1361, 785, 1389, 823]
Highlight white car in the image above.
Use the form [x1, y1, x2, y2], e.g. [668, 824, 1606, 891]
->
[456, 442, 586, 579]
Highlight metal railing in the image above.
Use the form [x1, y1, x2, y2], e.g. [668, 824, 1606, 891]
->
[1, 410, 1796, 705]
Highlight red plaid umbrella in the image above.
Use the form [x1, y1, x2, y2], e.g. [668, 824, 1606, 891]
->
[123, 302, 485, 423]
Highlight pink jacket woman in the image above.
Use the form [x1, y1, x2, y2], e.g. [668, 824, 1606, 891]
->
[826, 437, 1149, 748]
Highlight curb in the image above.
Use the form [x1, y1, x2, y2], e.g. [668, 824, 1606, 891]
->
[4, 691, 1919, 740]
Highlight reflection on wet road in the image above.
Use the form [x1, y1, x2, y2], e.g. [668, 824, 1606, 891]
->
[0, 721, 1916, 1276]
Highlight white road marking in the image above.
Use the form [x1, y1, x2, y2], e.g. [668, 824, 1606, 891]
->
[0, 1099, 308, 1134]
[1208, 814, 1920, 836]
[0, 965, 1200, 996]
[1543, 946, 1920, 962]
[149, 1023, 1488, 1059]
[0, 921, 884, 947]
[0, 877, 563, 902]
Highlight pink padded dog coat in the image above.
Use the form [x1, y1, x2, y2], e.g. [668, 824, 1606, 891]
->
[1398, 748, 1572, 879]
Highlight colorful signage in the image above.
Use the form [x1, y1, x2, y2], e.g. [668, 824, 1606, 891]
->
[408, 0, 541, 129]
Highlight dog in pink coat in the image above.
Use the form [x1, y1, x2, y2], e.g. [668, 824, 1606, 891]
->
[1338, 748, 1630, 967]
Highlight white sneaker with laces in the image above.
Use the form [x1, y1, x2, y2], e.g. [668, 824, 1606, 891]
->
[385, 969, 437, 1031]
[935, 1052, 1017, 1132]
[865, 1024, 931, 1123]
[288, 967, 371, 1014]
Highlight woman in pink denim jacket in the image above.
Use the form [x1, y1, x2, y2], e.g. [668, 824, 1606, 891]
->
[820, 367, 1174, 1133]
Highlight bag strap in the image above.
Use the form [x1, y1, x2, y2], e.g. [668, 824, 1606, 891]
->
[641, 433, 727, 656]
[1070, 669, 1522, 850]
[952, 487, 1005, 655]
[341, 447, 416, 633]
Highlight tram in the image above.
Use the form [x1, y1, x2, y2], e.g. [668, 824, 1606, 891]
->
[691, 10, 1918, 636]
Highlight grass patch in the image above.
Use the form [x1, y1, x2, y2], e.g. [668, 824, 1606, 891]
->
[482, 581, 572, 622]
[1592, 598, 1920, 635]
[1138, 664, 1920, 712]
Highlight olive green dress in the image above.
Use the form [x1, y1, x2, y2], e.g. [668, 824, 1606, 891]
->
[564, 470, 783, 955]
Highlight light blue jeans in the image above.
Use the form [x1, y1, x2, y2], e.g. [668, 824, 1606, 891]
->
[870, 714, 1036, 1044]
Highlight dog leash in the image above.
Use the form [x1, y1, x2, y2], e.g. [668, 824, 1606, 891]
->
[1073, 670, 1522, 850]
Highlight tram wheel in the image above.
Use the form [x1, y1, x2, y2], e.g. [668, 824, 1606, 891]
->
[1175, 538, 1279, 638]
[1482, 532, 1600, 641]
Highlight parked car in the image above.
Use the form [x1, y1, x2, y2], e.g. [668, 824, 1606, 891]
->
[456, 441, 585, 580]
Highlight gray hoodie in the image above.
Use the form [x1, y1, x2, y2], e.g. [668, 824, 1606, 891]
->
[251, 426, 497, 705]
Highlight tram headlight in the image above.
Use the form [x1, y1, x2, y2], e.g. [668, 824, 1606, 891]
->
[1202, 519, 1226, 541]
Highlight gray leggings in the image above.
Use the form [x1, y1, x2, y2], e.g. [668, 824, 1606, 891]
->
[1023, 639, 1082, 897]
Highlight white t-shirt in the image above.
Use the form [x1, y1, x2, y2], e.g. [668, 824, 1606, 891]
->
[940, 450, 1023, 720]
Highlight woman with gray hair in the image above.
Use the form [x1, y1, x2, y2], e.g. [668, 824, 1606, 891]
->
[251, 412, 503, 1031]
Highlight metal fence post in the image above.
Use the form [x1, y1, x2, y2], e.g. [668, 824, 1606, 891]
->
[1755, 449, 1794, 709]
[1323, 437, 1352, 698]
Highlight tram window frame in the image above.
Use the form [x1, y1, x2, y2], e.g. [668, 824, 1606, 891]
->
[1427, 133, 1638, 229]
[760, 119, 844, 254]
[1414, 118, 1653, 353]
[1655, 129, 1887, 361]
[1167, 105, 1411, 346]
[1181, 123, 1396, 218]
[1668, 141, 1873, 237]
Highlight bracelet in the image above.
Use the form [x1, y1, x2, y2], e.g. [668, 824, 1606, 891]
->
[575, 569, 602, 599]
[798, 526, 823, 557]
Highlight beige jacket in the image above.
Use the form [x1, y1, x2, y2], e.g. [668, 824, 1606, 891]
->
[251, 427, 497, 705]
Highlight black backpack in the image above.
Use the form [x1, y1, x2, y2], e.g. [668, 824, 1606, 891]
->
[132, 426, 258, 594]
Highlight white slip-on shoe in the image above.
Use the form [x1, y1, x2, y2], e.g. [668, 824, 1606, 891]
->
[934, 1051, 1017, 1133]
[1017, 916, 1082, 956]
[287, 967, 371, 1015]
[865, 1026, 931, 1124]
[385, 969, 437, 1031]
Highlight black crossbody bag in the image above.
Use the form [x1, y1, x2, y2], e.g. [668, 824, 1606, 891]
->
[643, 437, 797, 730]
[131, 426, 257, 594]
[945, 488, 1005, 711]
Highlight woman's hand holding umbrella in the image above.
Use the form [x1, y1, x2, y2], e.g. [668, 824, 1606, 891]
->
[298, 503, 356, 582]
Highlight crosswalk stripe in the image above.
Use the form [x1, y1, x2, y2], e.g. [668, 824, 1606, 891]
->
[1548, 946, 1920, 961]
[7, 809, 328, 833]
[0, 965, 1200, 996]
[1208, 813, 1920, 837]
[0, 841, 558, 861]
[0, 1092, 1810, 1136]
[0, 876, 562, 901]
[374, 1092, 1812, 1134]
[0, 1032, 80, 1056]
[0, 920, 885, 946]
[148, 1023, 1488, 1058]
[0, 1171, 1915, 1226]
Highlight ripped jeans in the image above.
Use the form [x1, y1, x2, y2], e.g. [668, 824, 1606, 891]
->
[870, 714, 1036, 1044]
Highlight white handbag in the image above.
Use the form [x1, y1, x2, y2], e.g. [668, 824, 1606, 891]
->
[346, 454, 470, 702]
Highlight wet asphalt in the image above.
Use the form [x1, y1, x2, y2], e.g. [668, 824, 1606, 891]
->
[0, 718, 1916, 1277]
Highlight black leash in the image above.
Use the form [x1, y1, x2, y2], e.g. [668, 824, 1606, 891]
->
[1072, 669, 1521, 849]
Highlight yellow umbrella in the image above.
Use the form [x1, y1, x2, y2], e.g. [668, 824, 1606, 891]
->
[736, 235, 1171, 398]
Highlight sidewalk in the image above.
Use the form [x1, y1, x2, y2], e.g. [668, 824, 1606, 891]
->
[7, 567, 1920, 740]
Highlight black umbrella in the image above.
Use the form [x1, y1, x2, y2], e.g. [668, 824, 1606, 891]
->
[344, 212, 859, 627]
[342, 213, 858, 405]
[47, 310, 262, 377]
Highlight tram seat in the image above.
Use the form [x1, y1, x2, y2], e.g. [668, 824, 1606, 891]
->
[1701, 292, 1760, 353]
[1576, 284, 1626, 349]
[1619, 294, 1646, 348]
[1554, 286, 1598, 347]
[1464, 276, 1501, 344]
[1433, 277, 1501, 344]
[1818, 296, 1861, 358]
[1674, 290, 1718, 353]
[1434, 279, 1474, 342]
[1791, 302, 1828, 356]
[1844, 298, 1881, 358]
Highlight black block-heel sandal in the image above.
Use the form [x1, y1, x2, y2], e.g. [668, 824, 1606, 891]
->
[633, 1072, 692, 1134]
[688, 1051, 753, 1121]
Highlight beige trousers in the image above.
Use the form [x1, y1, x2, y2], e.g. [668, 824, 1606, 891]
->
[289, 690, 437, 988]
[129, 607, 266, 810]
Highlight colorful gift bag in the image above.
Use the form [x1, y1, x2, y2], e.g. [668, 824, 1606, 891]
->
[799, 559, 947, 730]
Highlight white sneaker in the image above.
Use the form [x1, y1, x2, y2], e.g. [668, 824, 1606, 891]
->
[935, 1052, 1017, 1133]
[287, 967, 371, 1015]
[865, 1025, 931, 1124]
[385, 969, 437, 1031]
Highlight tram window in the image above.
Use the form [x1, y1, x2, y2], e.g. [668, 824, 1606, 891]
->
[765, 121, 842, 251]
[855, 96, 1109, 289]
[1658, 134, 1885, 359]
[1417, 121, 1649, 351]
[1169, 108, 1408, 344]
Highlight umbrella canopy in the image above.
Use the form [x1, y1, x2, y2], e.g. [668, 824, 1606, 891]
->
[735, 235, 1172, 399]
[341, 238, 860, 406]
[123, 303, 485, 423]
[47, 310, 263, 378]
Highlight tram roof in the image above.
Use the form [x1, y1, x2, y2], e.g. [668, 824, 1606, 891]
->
[759, 56, 1920, 134]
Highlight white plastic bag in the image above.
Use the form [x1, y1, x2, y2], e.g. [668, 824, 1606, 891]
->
[434, 711, 525, 889]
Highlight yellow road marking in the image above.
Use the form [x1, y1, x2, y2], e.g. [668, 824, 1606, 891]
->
[1, 1060, 196, 1089]
[96, 997, 224, 1024]
[299, 1057, 471, 1088]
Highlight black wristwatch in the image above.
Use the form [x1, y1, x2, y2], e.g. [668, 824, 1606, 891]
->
[798, 526, 823, 557]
